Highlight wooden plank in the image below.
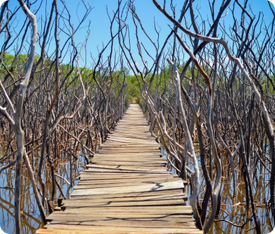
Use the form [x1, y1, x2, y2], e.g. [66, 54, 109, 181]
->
[39, 225, 203, 233]
[75, 180, 183, 189]
[75, 181, 181, 189]
[62, 198, 186, 207]
[84, 168, 170, 175]
[54, 205, 192, 216]
[37, 228, 203, 234]
[90, 162, 165, 166]
[86, 164, 168, 171]
[76, 177, 181, 185]
[94, 152, 163, 156]
[70, 189, 185, 199]
[99, 149, 161, 153]
[46, 214, 194, 223]
[61, 205, 193, 211]
[48, 220, 197, 229]
[91, 158, 166, 162]
[69, 193, 186, 202]
[37, 229, 203, 234]
[78, 173, 177, 181]
[72, 180, 184, 196]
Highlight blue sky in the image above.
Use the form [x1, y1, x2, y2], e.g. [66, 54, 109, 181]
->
[1, 0, 274, 70]
[87, 0, 275, 71]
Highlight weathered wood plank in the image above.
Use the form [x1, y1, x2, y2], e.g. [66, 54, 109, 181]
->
[72, 180, 184, 196]
[78, 173, 177, 181]
[62, 198, 186, 207]
[48, 220, 197, 229]
[37, 227, 203, 233]
[75, 180, 181, 189]
[70, 189, 185, 199]
[69, 193, 186, 202]
[94, 152, 162, 157]
[84, 168, 170, 174]
[86, 164, 168, 171]
[46, 214, 194, 224]
[76, 176, 181, 185]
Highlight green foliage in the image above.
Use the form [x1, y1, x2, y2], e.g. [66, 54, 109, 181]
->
[126, 75, 141, 102]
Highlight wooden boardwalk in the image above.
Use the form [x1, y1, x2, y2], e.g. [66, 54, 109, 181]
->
[36, 104, 202, 234]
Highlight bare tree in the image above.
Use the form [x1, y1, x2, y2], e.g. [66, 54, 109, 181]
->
[0, 0, 37, 232]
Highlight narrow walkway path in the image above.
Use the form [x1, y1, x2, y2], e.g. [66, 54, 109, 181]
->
[36, 104, 202, 234]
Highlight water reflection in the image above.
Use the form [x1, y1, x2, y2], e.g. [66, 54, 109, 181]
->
[1, 146, 273, 233]
[162, 147, 273, 234]
[0, 154, 85, 234]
